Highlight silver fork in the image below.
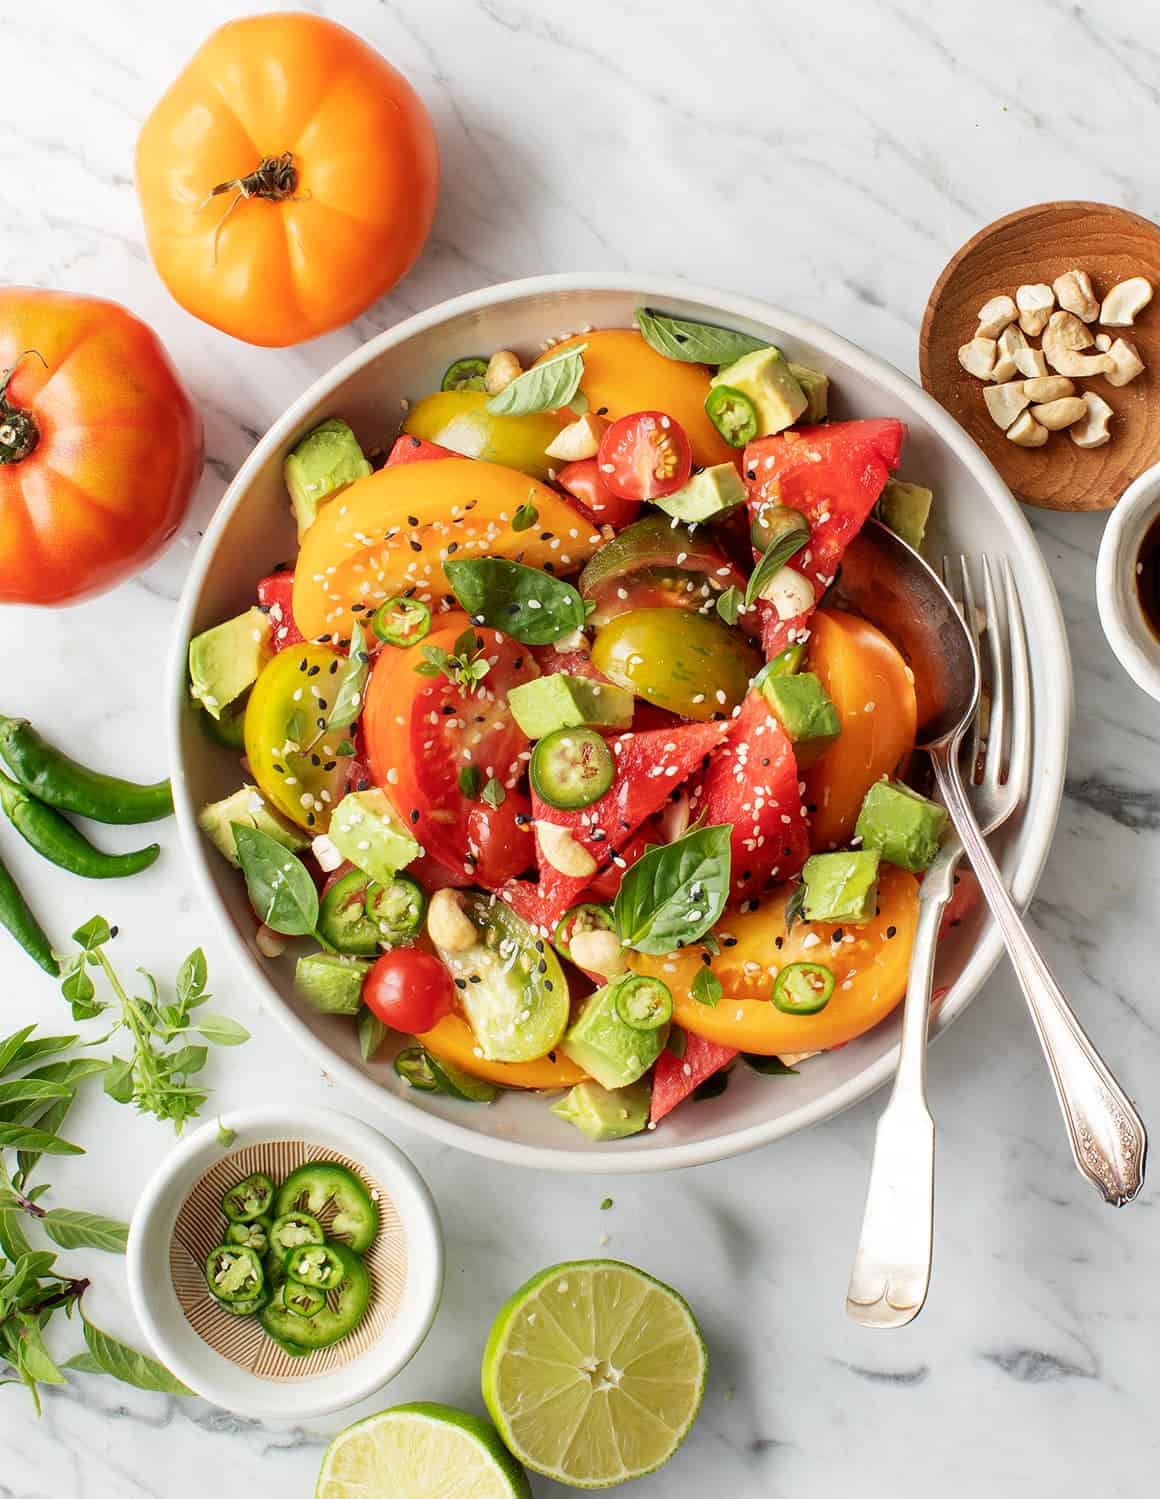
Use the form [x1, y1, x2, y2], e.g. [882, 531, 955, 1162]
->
[847, 557, 1147, 1328]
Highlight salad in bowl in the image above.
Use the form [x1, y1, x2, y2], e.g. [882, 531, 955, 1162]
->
[185, 305, 968, 1146]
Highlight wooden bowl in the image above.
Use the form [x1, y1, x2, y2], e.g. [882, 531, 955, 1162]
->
[920, 201, 1160, 510]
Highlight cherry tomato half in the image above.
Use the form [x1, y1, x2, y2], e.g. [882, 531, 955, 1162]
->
[466, 789, 535, 889]
[363, 949, 453, 1033]
[597, 412, 692, 502]
[556, 458, 641, 531]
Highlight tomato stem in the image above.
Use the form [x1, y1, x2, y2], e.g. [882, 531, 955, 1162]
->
[208, 150, 300, 204]
[0, 350, 46, 465]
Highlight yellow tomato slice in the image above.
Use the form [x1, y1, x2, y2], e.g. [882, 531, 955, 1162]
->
[629, 865, 919, 1054]
[243, 643, 353, 831]
[417, 1013, 587, 1090]
[293, 458, 602, 641]
[403, 390, 567, 479]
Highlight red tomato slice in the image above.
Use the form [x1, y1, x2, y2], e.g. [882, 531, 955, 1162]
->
[256, 571, 305, 650]
[363, 612, 538, 874]
[597, 412, 693, 502]
[363, 949, 454, 1032]
[466, 789, 536, 889]
[557, 458, 641, 530]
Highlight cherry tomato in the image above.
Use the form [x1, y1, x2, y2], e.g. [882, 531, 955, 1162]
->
[556, 458, 641, 530]
[466, 790, 535, 889]
[363, 949, 453, 1033]
[597, 412, 692, 502]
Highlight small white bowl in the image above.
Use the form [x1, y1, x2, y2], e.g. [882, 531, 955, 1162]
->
[1097, 460, 1160, 702]
[126, 1107, 443, 1421]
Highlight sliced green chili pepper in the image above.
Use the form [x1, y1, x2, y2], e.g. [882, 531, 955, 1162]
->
[552, 903, 615, 963]
[259, 1243, 371, 1350]
[366, 874, 425, 943]
[426, 1052, 500, 1104]
[273, 1163, 379, 1254]
[705, 384, 758, 447]
[226, 1218, 270, 1254]
[752, 643, 806, 687]
[441, 356, 489, 392]
[0, 716, 173, 825]
[0, 768, 159, 879]
[771, 961, 835, 1015]
[372, 596, 431, 647]
[222, 1172, 275, 1223]
[394, 1046, 440, 1092]
[318, 869, 382, 956]
[613, 975, 673, 1032]
[0, 849, 59, 975]
[268, 1211, 326, 1258]
[283, 1280, 328, 1319]
[217, 1288, 270, 1317]
[284, 1241, 346, 1292]
[205, 1243, 265, 1303]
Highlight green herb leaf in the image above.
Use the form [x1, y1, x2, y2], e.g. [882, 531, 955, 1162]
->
[613, 825, 732, 955]
[216, 1119, 237, 1148]
[744, 518, 811, 607]
[444, 558, 586, 645]
[783, 881, 806, 932]
[357, 1008, 388, 1062]
[0, 1124, 83, 1156]
[692, 1069, 731, 1102]
[62, 1351, 105, 1374]
[486, 343, 586, 416]
[80, 1315, 193, 1395]
[232, 825, 319, 936]
[482, 778, 506, 809]
[192, 1014, 251, 1048]
[715, 586, 743, 626]
[0, 1027, 37, 1077]
[102, 1057, 134, 1105]
[600, 1197, 613, 1210]
[0, 1079, 72, 1109]
[16, 1092, 80, 1186]
[72, 917, 111, 951]
[4, 1034, 79, 1073]
[16, 1319, 66, 1387]
[176, 949, 208, 1008]
[512, 498, 539, 532]
[666, 1027, 687, 1060]
[458, 765, 483, 800]
[166, 1045, 208, 1075]
[41, 1210, 129, 1254]
[742, 1053, 799, 1076]
[285, 707, 309, 745]
[0, 1203, 33, 1263]
[690, 967, 723, 1008]
[15, 1058, 107, 1090]
[60, 962, 98, 1014]
[327, 620, 371, 731]
[635, 308, 766, 366]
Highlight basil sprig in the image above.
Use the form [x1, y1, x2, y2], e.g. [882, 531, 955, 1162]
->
[486, 343, 586, 416]
[745, 517, 811, 607]
[233, 824, 319, 937]
[691, 966, 723, 1007]
[444, 558, 586, 645]
[635, 308, 766, 367]
[613, 825, 732, 955]
[326, 621, 370, 732]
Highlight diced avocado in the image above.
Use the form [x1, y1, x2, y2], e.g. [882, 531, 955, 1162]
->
[711, 346, 807, 437]
[198, 785, 308, 867]
[788, 363, 829, 423]
[507, 672, 633, 738]
[654, 463, 748, 524]
[801, 850, 881, 925]
[760, 672, 840, 753]
[283, 417, 372, 539]
[561, 977, 667, 1090]
[855, 779, 947, 873]
[551, 1079, 651, 1141]
[295, 953, 371, 1015]
[876, 479, 933, 553]
[188, 608, 272, 720]
[329, 789, 422, 887]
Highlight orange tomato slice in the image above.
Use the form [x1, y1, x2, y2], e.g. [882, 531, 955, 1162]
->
[417, 1013, 586, 1090]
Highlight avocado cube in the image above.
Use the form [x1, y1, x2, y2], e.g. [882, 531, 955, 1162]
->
[561, 977, 667, 1090]
[507, 672, 634, 739]
[284, 417, 372, 539]
[788, 362, 829, 423]
[329, 788, 422, 887]
[711, 346, 807, 437]
[188, 608, 272, 720]
[801, 850, 881, 925]
[198, 785, 308, 867]
[855, 780, 947, 873]
[760, 672, 840, 752]
[876, 479, 933, 553]
[551, 1079, 651, 1141]
[295, 953, 371, 1015]
[655, 463, 748, 524]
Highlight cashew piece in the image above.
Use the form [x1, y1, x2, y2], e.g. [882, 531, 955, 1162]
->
[1094, 333, 1112, 352]
[1104, 337, 1145, 388]
[569, 928, 627, 978]
[983, 382, 1031, 430]
[427, 888, 479, 953]
[1023, 375, 1075, 403]
[976, 295, 1018, 339]
[760, 565, 815, 620]
[958, 337, 997, 380]
[535, 821, 598, 878]
[1016, 283, 1054, 337]
[484, 350, 522, 395]
[1053, 269, 1099, 323]
[1006, 411, 1049, 448]
[1030, 396, 1088, 431]
[1100, 276, 1153, 328]
[545, 412, 608, 462]
[1042, 312, 1114, 377]
[993, 325, 1031, 382]
[1069, 392, 1113, 448]
[1014, 344, 1048, 379]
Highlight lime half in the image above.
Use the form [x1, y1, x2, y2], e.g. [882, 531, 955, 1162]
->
[315, 1402, 530, 1499]
[482, 1259, 707, 1489]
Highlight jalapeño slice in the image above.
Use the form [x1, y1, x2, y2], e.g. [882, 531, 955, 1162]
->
[222, 1172, 275, 1223]
[771, 961, 835, 1015]
[705, 384, 758, 446]
[440, 356, 489, 392]
[205, 1244, 265, 1303]
[372, 595, 432, 648]
[258, 1242, 371, 1351]
[530, 727, 614, 810]
[613, 975, 673, 1032]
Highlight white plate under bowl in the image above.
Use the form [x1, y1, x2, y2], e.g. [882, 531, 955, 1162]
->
[168, 274, 1071, 1173]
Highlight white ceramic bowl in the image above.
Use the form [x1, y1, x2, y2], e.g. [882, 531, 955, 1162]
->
[168, 274, 1072, 1173]
[1097, 459, 1160, 702]
[126, 1107, 443, 1420]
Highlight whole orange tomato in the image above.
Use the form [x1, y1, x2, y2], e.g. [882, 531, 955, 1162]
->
[0, 288, 202, 606]
[135, 14, 439, 347]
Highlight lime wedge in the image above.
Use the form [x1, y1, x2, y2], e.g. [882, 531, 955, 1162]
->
[315, 1402, 530, 1499]
[482, 1259, 707, 1489]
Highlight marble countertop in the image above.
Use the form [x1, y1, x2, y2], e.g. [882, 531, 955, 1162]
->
[4, 1, 1159, 1494]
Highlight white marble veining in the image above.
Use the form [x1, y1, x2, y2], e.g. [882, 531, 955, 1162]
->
[3, 1, 1160, 1493]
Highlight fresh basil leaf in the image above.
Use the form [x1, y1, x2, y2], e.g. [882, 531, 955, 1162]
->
[742, 1054, 799, 1076]
[166, 1045, 208, 1076]
[458, 765, 482, 800]
[4, 1033, 79, 1073]
[80, 1315, 193, 1395]
[482, 778, 506, 809]
[176, 949, 208, 1008]
[216, 1118, 237, 1148]
[72, 916, 111, 951]
[0, 1124, 83, 1156]
[486, 343, 586, 416]
[512, 499, 539, 532]
[716, 586, 743, 626]
[635, 308, 766, 366]
[16, 1058, 107, 1089]
[60, 964, 96, 1009]
[784, 881, 806, 932]
[0, 1026, 37, 1077]
[15, 1319, 65, 1386]
[285, 707, 309, 745]
[690, 967, 723, 1008]
[744, 518, 811, 607]
[0, 1079, 72, 1109]
[102, 1057, 134, 1105]
[613, 825, 732, 955]
[192, 1013, 251, 1048]
[16, 1092, 79, 1185]
[444, 558, 585, 645]
[0, 1206, 32, 1262]
[358, 1008, 388, 1062]
[41, 1210, 129, 1255]
[233, 824, 319, 936]
[327, 620, 370, 731]
[62, 1350, 105, 1375]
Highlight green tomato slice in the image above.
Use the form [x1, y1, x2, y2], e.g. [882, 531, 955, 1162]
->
[591, 608, 761, 720]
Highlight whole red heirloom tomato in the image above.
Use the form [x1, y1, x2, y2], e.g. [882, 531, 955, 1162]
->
[0, 288, 202, 606]
[134, 14, 439, 347]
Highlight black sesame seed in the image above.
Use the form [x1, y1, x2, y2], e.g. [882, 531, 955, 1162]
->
[306, 812, 316, 826]
[329, 659, 339, 673]
[308, 664, 321, 676]
[409, 539, 422, 552]
[273, 764, 285, 775]
[409, 809, 420, 824]
[447, 541, 458, 554]
[409, 435, 421, 448]
[454, 978, 467, 990]
[886, 925, 897, 939]
[323, 760, 337, 772]
[407, 515, 420, 526]
[357, 777, 371, 791]
[468, 974, 482, 983]
[310, 754, 321, 766]
[109, 925, 120, 939]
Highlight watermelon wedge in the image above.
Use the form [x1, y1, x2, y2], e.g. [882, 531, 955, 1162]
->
[385, 434, 458, 467]
[650, 1033, 738, 1124]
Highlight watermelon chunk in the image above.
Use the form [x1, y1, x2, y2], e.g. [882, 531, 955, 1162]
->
[500, 874, 589, 935]
[688, 691, 809, 899]
[385, 434, 458, 467]
[650, 1033, 739, 1124]
[257, 571, 305, 650]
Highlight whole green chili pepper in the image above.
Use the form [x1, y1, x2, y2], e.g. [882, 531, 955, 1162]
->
[0, 716, 173, 825]
[0, 849, 59, 975]
[0, 769, 159, 879]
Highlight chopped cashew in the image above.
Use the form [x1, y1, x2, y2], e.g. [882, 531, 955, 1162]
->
[975, 295, 1018, 338]
[427, 888, 478, 953]
[1014, 344, 1048, 379]
[1042, 312, 1114, 377]
[1030, 396, 1088, 430]
[484, 350, 522, 395]
[983, 382, 1031, 430]
[760, 565, 815, 620]
[1094, 333, 1112, 352]
[1023, 375, 1074, 403]
[255, 925, 286, 959]
[569, 928, 627, 978]
[1016, 282, 1054, 337]
[1100, 276, 1153, 327]
[1069, 392, 1113, 448]
[544, 412, 608, 462]
[1105, 337, 1145, 387]
[1006, 411, 1049, 448]
[311, 833, 344, 873]
[1053, 269, 1099, 323]
[778, 1051, 820, 1068]
[535, 821, 598, 878]
[993, 325, 1030, 382]
[958, 337, 997, 380]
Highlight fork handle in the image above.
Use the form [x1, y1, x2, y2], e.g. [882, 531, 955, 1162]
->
[932, 749, 1147, 1206]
